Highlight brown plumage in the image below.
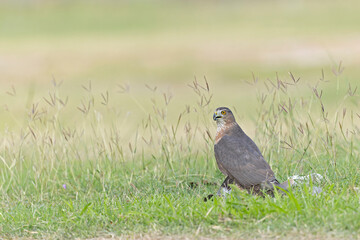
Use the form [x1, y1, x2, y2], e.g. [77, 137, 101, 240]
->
[213, 107, 289, 196]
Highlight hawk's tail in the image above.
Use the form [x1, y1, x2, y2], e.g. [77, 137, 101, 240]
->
[277, 179, 295, 190]
[269, 175, 323, 195]
[262, 179, 294, 194]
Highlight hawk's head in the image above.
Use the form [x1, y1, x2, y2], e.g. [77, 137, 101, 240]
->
[213, 107, 236, 125]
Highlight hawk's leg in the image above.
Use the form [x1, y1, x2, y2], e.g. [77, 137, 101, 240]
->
[204, 176, 233, 202]
[216, 176, 234, 196]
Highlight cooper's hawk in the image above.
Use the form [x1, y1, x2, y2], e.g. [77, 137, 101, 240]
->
[213, 107, 289, 196]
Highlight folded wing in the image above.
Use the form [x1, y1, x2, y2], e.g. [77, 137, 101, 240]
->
[214, 134, 276, 187]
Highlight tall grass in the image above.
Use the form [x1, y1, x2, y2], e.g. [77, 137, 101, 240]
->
[0, 68, 359, 238]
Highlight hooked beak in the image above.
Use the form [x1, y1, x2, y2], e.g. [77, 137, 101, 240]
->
[213, 112, 221, 121]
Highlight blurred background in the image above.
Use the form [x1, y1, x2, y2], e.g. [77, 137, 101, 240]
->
[0, 0, 360, 136]
[1, 1, 360, 236]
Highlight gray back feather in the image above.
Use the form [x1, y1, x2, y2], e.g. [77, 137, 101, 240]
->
[214, 125, 276, 187]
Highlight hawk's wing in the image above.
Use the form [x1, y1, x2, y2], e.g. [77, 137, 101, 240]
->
[214, 134, 276, 187]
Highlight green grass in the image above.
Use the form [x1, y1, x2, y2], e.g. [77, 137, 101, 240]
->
[1, 166, 359, 239]
[1, 0, 360, 239]
[1, 72, 360, 239]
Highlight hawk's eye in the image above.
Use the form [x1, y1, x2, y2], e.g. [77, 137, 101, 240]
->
[221, 110, 226, 115]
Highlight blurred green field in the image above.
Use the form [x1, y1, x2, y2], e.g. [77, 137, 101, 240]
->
[1, 0, 360, 128]
[1, 0, 360, 239]
[0, 0, 359, 131]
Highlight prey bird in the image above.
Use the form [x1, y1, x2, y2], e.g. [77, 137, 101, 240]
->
[213, 107, 290, 196]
